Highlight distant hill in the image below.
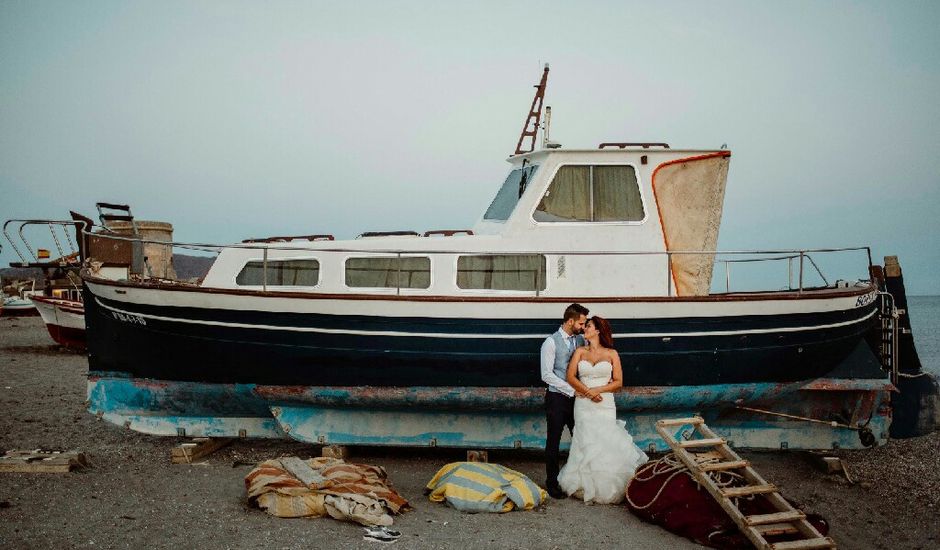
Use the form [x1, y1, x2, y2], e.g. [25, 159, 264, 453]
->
[1, 253, 215, 284]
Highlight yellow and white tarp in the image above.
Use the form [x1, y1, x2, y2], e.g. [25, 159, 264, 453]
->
[426, 462, 548, 513]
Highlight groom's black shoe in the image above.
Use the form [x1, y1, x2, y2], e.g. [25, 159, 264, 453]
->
[547, 485, 566, 499]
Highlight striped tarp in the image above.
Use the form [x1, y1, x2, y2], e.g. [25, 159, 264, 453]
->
[426, 462, 548, 513]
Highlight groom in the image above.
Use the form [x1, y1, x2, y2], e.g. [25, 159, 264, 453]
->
[541, 303, 589, 498]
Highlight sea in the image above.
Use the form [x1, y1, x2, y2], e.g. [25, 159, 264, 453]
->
[909, 295, 940, 376]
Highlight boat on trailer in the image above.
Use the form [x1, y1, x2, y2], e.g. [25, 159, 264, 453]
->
[81, 66, 925, 451]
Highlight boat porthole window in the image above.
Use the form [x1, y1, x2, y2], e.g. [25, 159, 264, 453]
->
[534, 165, 643, 222]
[235, 259, 320, 286]
[345, 257, 431, 289]
[456, 255, 547, 291]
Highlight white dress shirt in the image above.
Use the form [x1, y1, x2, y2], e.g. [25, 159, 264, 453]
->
[540, 327, 577, 397]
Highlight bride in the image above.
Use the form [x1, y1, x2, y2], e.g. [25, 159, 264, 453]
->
[557, 316, 648, 504]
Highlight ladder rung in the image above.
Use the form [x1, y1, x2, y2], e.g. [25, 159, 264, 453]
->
[746, 510, 806, 525]
[680, 437, 725, 448]
[769, 538, 835, 549]
[754, 523, 799, 536]
[701, 460, 749, 472]
[721, 483, 777, 498]
[657, 417, 704, 427]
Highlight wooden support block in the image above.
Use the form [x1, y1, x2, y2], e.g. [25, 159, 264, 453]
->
[701, 460, 749, 472]
[467, 450, 489, 463]
[656, 417, 704, 427]
[769, 537, 836, 549]
[0, 450, 87, 473]
[680, 437, 725, 448]
[171, 438, 233, 464]
[720, 483, 777, 498]
[746, 510, 806, 526]
[321, 445, 348, 460]
[809, 454, 845, 475]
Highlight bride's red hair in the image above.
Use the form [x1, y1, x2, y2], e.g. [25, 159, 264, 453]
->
[591, 316, 614, 349]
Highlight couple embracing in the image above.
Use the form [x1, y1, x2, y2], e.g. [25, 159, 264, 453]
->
[541, 303, 648, 503]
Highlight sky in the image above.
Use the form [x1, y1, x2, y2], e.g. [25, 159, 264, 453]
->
[1, 1, 938, 294]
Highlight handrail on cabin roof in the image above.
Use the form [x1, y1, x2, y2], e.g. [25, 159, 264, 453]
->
[77, 227, 872, 265]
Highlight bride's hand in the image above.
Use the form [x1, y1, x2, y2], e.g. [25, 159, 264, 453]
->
[584, 388, 598, 400]
[591, 394, 603, 403]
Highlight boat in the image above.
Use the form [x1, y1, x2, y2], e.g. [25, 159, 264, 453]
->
[1, 280, 41, 317]
[30, 294, 85, 349]
[3, 203, 175, 351]
[2, 294, 39, 316]
[79, 66, 935, 450]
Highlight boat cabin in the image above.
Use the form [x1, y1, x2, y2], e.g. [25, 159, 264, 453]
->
[202, 147, 731, 298]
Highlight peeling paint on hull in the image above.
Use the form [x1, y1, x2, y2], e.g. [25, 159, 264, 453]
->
[87, 374, 892, 449]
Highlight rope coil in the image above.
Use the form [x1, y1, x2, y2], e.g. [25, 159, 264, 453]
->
[625, 452, 747, 510]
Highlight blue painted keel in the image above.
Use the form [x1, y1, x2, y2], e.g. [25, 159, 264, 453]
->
[87, 373, 892, 450]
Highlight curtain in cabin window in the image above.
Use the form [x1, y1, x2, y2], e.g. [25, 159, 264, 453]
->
[535, 165, 643, 222]
[456, 255, 546, 291]
[534, 166, 591, 222]
[345, 257, 431, 289]
[593, 165, 644, 221]
[236, 259, 320, 286]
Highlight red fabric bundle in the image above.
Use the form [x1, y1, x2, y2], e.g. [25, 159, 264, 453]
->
[625, 456, 828, 549]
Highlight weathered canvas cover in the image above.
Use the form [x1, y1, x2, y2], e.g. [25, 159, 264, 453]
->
[653, 154, 730, 296]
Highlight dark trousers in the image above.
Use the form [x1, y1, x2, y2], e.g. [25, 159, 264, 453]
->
[544, 390, 575, 489]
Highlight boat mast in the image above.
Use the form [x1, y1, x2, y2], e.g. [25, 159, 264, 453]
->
[513, 63, 549, 155]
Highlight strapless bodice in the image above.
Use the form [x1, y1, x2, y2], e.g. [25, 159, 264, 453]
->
[578, 360, 613, 389]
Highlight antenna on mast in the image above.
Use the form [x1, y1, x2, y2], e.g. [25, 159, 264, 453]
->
[514, 63, 549, 155]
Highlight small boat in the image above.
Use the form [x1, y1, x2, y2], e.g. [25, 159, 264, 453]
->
[1, 280, 40, 317]
[79, 66, 934, 450]
[30, 294, 85, 349]
[2, 295, 38, 316]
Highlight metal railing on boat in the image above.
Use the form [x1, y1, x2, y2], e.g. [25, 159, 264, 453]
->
[77, 227, 873, 297]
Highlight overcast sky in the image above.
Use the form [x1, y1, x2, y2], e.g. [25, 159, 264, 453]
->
[1, 1, 938, 293]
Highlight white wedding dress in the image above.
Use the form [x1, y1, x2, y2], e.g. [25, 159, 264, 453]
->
[557, 360, 649, 504]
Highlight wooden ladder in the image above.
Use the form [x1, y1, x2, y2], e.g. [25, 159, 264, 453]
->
[656, 417, 836, 550]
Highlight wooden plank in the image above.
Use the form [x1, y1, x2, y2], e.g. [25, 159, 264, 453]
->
[721, 484, 777, 498]
[701, 460, 749, 472]
[769, 538, 836, 549]
[746, 510, 807, 526]
[679, 437, 725, 448]
[656, 417, 704, 427]
[171, 438, 233, 464]
[0, 450, 86, 473]
[755, 523, 800, 536]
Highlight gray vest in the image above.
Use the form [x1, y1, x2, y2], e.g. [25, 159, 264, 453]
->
[547, 330, 584, 394]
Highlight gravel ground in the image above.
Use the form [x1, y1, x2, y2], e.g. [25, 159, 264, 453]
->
[1, 316, 937, 549]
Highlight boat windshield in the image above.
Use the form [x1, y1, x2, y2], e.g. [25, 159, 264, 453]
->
[483, 165, 539, 221]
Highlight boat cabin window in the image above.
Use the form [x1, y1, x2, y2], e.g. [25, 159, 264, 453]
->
[456, 255, 547, 291]
[236, 259, 320, 286]
[483, 165, 539, 221]
[534, 165, 644, 222]
[345, 257, 431, 289]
